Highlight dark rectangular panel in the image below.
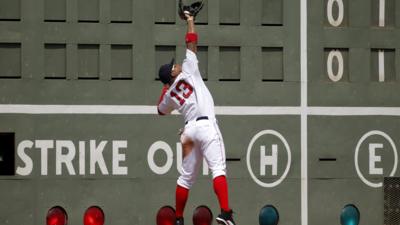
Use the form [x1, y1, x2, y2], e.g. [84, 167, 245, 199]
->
[262, 47, 283, 81]
[111, 0, 132, 23]
[155, 46, 176, 79]
[0, 133, 15, 176]
[371, 49, 396, 82]
[45, 44, 66, 79]
[0, 43, 21, 78]
[0, 0, 20, 20]
[197, 46, 208, 80]
[384, 177, 400, 225]
[195, 0, 208, 25]
[44, 0, 66, 22]
[111, 45, 133, 80]
[155, 0, 175, 24]
[220, 0, 240, 25]
[78, 44, 99, 79]
[219, 47, 240, 81]
[78, 0, 99, 22]
[262, 0, 283, 25]
[371, 0, 395, 27]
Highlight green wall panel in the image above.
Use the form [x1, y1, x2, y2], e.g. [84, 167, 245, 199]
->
[262, 0, 283, 25]
[219, 0, 240, 25]
[0, 180, 35, 225]
[110, 0, 133, 23]
[0, 43, 21, 78]
[44, 43, 66, 79]
[0, 0, 300, 106]
[78, 44, 100, 79]
[111, 44, 133, 80]
[309, 0, 400, 106]
[219, 47, 241, 81]
[262, 47, 283, 81]
[197, 46, 208, 80]
[155, 0, 176, 24]
[0, 0, 20, 21]
[44, 0, 66, 22]
[309, 179, 382, 225]
[0, 114, 301, 225]
[308, 116, 400, 225]
[195, 0, 208, 25]
[78, 0, 99, 22]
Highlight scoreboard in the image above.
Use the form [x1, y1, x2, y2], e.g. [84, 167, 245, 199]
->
[309, 0, 400, 106]
[308, 1, 400, 225]
[0, 0, 399, 225]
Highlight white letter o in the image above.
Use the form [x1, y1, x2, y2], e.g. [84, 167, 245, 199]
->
[147, 141, 173, 175]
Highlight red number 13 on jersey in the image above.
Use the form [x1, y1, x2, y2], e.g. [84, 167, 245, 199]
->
[170, 80, 193, 106]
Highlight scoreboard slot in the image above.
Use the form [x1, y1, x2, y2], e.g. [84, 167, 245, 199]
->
[77, 0, 99, 23]
[0, 43, 21, 79]
[44, 44, 67, 80]
[0, 0, 21, 21]
[226, 158, 241, 162]
[371, 49, 396, 82]
[318, 158, 337, 162]
[44, 0, 66, 22]
[0, 133, 15, 176]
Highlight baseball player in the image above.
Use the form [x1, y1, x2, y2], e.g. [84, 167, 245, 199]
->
[157, 13, 236, 225]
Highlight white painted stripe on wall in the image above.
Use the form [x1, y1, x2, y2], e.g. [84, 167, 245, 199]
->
[378, 50, 385, 82]
[1, 105, 400, 116]
[0, 105, 302, 115]
[308, 107, 400, 116]
[300, 0, 309, 224]
[0, 105, 157, 115]
[379, 0, 385, 27]
[215, 106, 301, 115]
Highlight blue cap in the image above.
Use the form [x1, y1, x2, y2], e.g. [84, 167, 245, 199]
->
[158, 58, 175, 84]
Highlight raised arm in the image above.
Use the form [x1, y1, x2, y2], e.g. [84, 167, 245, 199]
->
[185, 15, 197, 53]
[157, 84, 170, 115]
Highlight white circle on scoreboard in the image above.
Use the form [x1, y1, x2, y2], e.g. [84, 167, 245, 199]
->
[354, 130, 398, 188]
[246, 129, 291, 188]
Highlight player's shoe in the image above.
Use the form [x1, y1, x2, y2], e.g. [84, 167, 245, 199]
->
[216, 209, 236, 225]
[176, 217, 184, 225]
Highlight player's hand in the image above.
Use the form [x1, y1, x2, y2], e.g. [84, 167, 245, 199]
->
[179, 1, 203, 21]
[185, 14, 194, 21]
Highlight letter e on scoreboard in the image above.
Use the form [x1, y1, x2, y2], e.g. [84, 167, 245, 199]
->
[369, 143, 383, 175]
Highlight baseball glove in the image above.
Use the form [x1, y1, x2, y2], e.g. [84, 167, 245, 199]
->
[178, 0, 204, 20]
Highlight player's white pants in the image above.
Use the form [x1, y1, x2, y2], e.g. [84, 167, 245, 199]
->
[177, 119, 227, 189]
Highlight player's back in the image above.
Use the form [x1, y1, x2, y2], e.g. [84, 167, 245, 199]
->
[171, 49, 215, 122]
[158, 49, 215, 122]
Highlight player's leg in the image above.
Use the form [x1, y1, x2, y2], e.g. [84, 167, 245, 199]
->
[200, 122, 236, 225]
[175, 134, 202, 224]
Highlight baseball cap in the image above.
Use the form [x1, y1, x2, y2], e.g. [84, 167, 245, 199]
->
[158, 58, 175, 84]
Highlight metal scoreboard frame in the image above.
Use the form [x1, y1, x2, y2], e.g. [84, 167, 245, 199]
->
[0, 0, 400, 225]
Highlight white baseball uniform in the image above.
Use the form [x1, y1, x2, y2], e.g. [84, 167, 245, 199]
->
[158, 49, 227, 189]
